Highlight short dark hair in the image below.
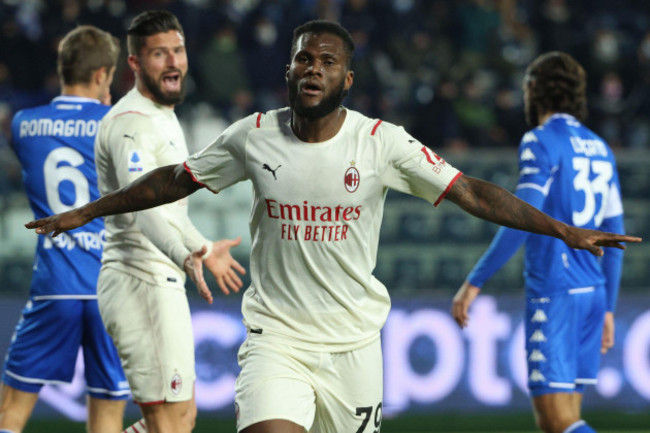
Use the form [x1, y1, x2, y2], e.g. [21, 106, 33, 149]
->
[127, 10, 184, 56]
[58, 25, 119, 86]
[525, 51, 588, 121]
[291, 20, 355, 68]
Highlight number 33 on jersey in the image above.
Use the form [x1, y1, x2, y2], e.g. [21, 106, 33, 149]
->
[517, 114, 622, 231]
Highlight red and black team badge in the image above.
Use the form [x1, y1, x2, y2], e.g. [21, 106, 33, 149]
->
[344, 161, 360, 193]
[171, 372, 183, 395]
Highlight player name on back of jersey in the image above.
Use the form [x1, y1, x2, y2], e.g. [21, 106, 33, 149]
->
[19, 117, 100, 138]
[569, 136, 608, 157]
[265, 199, 361, 242]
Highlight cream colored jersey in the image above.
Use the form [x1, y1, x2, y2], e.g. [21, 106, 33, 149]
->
[185, 108, 462, 351]
[96, 88, 209, 284]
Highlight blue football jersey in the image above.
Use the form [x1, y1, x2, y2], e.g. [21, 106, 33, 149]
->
[516, 114, 623, 295]
[11, 96, 110, 298]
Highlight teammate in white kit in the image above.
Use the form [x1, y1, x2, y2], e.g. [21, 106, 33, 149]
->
[93, 10, 245, 433]
[27, 20, 641, 433]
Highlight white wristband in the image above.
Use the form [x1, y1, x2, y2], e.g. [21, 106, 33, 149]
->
[201, 242, 213, 261]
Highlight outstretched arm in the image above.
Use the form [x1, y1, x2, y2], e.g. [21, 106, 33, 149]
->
[26, 163, 201, 236]
[445, 175, 640, 255]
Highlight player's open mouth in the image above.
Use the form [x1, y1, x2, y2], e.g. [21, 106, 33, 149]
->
[161, 72, 182, 92]
[301, 81, 323, 96]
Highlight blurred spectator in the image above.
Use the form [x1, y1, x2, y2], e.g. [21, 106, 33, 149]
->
[453, 74, 498, 148]
[411, 78, 467, 152]
[199, 22, 253, 121]
[456, 0, 501, 74]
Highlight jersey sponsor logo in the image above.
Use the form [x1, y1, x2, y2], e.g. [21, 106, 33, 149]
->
[171, 372, 182, 395]
[266, 199, 361, 223]
[262, 163, 281, 180]
[529, 330, 547, 342]
[528, 349, 547, 362]
[19, 118, 99, 138]
[522, 131, 538, 143]
[570, 136, 608, 157]
[530, 309, 548, 323]
[344, 162, 360, 193]
[529, 369, 546, 382]
[43, 230, 105, 251]
[128, 150, 143, 172]
[266, 199, 361, 243]
[520, 148, 536, 161]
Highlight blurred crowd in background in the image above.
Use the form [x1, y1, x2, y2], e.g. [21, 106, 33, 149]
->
[2, 0, 650, 154]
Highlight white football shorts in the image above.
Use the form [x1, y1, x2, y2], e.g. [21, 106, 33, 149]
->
[97, 266, 195, 404]
[235, 332, 383, 433]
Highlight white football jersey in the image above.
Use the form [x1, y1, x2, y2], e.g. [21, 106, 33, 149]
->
[186, 107, 461, 351]
[96, 88, 208, 284]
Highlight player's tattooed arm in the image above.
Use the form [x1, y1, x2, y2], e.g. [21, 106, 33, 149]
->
[445, 175, 562, 236]
[26, 164, 201, 236]
[445, 174, 641, 256]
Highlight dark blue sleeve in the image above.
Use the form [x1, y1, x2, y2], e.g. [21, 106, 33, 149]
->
[599, 214, 625, 312]
[467, 186, 546, 288]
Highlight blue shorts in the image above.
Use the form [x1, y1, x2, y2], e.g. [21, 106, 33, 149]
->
[2, 299, 130, 400]
[525, 286, 605, 397]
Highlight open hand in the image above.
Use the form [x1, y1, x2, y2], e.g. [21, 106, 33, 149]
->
[204, 237, 246, 296]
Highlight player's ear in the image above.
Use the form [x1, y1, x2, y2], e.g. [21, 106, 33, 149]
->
[93, 67, 107, 86]
[127, 54, 140, 74]
[344, 70, 354, 92]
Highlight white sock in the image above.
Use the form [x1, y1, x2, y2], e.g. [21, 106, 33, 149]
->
[122, 418, 147, 433]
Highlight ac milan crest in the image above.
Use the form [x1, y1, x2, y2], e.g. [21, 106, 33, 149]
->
[344, 161, 360, 193]
[171, 373, 183, 395]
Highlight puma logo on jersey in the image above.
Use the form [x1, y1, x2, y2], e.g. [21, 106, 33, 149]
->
[124, 134, 135, 141]
[262, 163, 281, 180]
